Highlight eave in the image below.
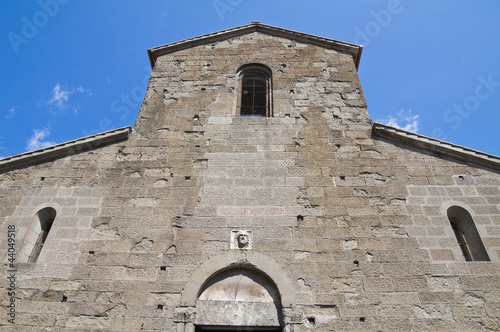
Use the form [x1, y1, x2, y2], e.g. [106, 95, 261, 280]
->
[0, 126, 132, 173]
[373, 122, 500, 170]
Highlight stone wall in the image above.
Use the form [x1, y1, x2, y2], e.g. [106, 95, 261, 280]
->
[1, 31, 499, 331]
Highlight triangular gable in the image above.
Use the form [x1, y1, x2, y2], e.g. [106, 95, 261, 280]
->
[148, 22, 363, 70]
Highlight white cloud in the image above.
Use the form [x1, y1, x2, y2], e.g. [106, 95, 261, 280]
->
[377, 109, 419, 133]
[5, 106, 18, 119]
[26, 128, 57, 151]
[48, 83, 88, 114]
[49, 83, 70, 108]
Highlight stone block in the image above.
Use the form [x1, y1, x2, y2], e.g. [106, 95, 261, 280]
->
[394, 277, 428, 291]
[430, 249, 455, 261]
[363, 277, 394, 292]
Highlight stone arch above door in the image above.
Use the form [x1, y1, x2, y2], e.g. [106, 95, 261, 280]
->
[180, 251, 295, 308]
[196, 268, 282, 327]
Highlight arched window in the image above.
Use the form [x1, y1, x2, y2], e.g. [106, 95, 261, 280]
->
[27, 207, 56, 263]
[447, 206, 489, 261]
[237, 64, 272, 117]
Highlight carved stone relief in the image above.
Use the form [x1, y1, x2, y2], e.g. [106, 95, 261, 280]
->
[230, 230, 253, 249]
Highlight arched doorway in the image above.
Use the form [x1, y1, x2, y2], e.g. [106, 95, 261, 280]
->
[195, 268, 282, 331]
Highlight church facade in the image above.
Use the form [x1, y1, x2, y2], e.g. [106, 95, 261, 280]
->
[1, 23, 500, 331]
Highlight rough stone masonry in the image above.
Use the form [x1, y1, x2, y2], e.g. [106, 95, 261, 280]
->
[1, 23, 500, 331]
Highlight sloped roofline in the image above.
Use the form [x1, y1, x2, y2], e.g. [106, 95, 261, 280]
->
[0, 126, 131, 173]
[148, 22, 363, 70]
[373, 122, 500, 170]
[2, 123, 497, 173]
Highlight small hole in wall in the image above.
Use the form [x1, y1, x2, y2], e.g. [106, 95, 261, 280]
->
[458, 175, 465, 180]
[157, 305, 164, 310]
[307, 317, 316, 325]
[185, 176, 191, 181]
[89, 251, 95, 255]
[160, 266, 167, 271]
[339, 176, 346, 180]
[62, 296, 68, 302]
[285, 114, 290, 118]
[353, 260, 359, 267]
[294, 142, 300, 147]
[280, 63, 287, 68]
[323, 69, 327, 73]
[359, 317, 365, 322]
[170, 173, 174, 177]
[193, 115, 199, 121]
[201, 87, 206, 91]
[195, 145, 200, 148]
[297, 215, 304, 221]
[289, 89, 294, 94]
[335, 144, 341, 149]
[40, 177, 45, 181]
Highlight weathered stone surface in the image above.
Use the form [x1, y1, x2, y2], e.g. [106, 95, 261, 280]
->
[1, 24, 499, 331]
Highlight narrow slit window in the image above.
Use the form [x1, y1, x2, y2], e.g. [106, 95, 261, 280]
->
[447, 206, 489, 261]
[449, 217, 472, 261]
[28, 207, 56, 263]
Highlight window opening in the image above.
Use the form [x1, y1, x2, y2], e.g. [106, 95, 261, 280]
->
[28, 207, 56, 263]
[237, 64, 272, 117]
[241, 72, 267, 116]
[447, 206, 489, 261]
[449, 217, 472, 261]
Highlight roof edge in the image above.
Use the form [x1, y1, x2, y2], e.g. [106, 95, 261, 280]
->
[148, 22, 363, 70]
[0, 126, 132, 173]
[372, 122, 500, 170]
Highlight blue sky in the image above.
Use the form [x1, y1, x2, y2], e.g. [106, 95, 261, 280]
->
[1, 1, 500, 159]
